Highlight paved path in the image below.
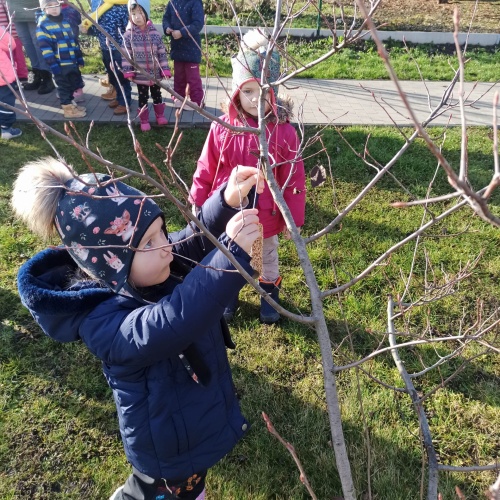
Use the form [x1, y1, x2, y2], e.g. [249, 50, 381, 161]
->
[15, 74, 499, 128]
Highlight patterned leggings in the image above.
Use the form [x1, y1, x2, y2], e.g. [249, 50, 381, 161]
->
[137, 84, 163, 108]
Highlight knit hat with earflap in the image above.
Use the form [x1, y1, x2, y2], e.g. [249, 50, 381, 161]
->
[54, 173, 163, 299]
[231, 29, 281, 94]
[127, 0, 150, 17]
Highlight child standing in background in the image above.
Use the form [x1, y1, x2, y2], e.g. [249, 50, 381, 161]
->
[13, 157, 263, 500]
[36, 0, 86, 118]
[0, 0, 29, 82]
[85, 0, 131, 115]
[189, 30, 306, 324]
[123, 0, 171, 131]
[162, 0, 204, 107]
[0, 24, 22, 139]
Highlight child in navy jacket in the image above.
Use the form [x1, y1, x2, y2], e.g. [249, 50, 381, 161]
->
[12, 157, 263, 500]
[162, 0, 204, 107]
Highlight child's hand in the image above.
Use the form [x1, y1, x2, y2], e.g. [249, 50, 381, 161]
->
[224, 166, 265, 208]
[226, 209, 260, 254]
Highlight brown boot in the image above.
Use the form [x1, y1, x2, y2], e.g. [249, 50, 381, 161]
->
[108, 99, 119, 108]
[61, 103, 86, 118]
[113, 105, 127, 115]
[101, 85, 116, 101]
[72, 101, 86, 112]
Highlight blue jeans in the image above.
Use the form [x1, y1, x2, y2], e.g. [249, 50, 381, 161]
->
[101, 49, 131, 107]
[15, 21, 50, 72]
[0, 83, 17, 128]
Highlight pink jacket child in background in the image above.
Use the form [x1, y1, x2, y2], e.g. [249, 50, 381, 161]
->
[122, 0, 171, 131]
[0, 25, 22, 139]
[0, 0, 29, 81]
[189, 29, 306, 324]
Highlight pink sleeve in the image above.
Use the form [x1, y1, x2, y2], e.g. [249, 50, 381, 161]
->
[189, 122, 224, 206]
[278, 125, 306, 227]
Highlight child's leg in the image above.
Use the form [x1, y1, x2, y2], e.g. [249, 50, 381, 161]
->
[173, 60, 187, 100]
[151, 84, 168, 126]
[113, 467, 206, 500]
[0, 83, 17, 129]
[259, 235, 281, 324]
[137, 84, 151, 132]
[13, 39, 29, 80]
[184, 63, 203, 106]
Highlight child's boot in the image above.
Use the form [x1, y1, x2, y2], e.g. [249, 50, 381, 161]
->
[61, 103, 86, 118]
[101, 84, 116, 101]
[138, 107, 151, 132]
[22, 68, 42, 91]
[259, 276, 282, 324]
[223, 293, 239, 323]
[153, 103, 168, 126]
[37, 70, 55, 95]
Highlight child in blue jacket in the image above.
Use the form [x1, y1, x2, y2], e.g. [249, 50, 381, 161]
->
[162, 0, 204, 107]
[12, 157, 263, 500]
[36, 0, 86, 118]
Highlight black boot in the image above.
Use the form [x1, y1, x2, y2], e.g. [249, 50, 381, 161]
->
[37, 70, 55, 95]
[259, 277, 281, 324]
[223, 294, 239, 323]
[22, 69, 42, 91]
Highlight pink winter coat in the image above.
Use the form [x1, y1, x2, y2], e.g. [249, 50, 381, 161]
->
[189, 97, 306, 239]
[0, 26, 16, 86]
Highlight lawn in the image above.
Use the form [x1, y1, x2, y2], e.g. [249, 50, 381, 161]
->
[0, 122, 499, 499]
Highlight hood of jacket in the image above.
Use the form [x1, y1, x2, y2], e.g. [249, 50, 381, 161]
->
[18, 248, 114, 343]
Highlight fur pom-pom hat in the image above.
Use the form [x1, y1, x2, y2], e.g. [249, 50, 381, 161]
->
[11, 158, 163, 299]
[231, 29, 281, 93]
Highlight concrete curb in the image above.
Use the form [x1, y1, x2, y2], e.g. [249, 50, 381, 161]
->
[154, 24, 500, 46]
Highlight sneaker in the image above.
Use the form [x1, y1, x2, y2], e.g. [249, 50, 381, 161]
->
[1, 126, 22, 140]
[113, 105, 127, 115]
[73, 88, 85, 102]
[173, 99, 183, 108]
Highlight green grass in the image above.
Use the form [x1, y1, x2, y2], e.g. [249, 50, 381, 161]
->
[0, 122, 499, 499]
[78, 31, 500, 82]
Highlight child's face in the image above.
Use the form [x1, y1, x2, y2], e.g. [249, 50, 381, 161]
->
[130, 6, 146, 27]
[238, 80, 271, 117]
[129, 217, 173, 287]
[44, 1, 61, 15]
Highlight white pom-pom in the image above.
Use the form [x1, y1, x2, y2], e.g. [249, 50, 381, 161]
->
[241, 29, 269, 51]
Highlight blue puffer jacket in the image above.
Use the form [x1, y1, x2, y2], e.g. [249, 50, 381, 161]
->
[17, 187, 253, 480]
[162, 0, 204, 64]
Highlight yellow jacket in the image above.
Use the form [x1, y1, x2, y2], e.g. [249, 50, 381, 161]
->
[81, 0, 128, 30]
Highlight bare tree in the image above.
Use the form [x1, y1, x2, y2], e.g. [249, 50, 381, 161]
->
[4, 0, 499, 498]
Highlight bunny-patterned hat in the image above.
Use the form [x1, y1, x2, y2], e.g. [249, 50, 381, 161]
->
[55, 173, 163, 296]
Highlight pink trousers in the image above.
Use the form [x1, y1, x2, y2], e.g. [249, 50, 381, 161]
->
[173, 60, 204, 105]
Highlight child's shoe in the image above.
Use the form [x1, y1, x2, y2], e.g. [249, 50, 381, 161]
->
[138, 107, 151, 132]
[173, 98, 183, 108]
[101, 85, 117, 101]
[61, 103, 86, 118]
[259, 276, 282, 324]
[1, 126, 22, 140]
[73, 88, 85, 102]
[153, 103, 168, 126]
[72, 101, 86, 112]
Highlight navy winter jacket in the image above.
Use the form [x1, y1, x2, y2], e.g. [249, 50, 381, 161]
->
[17, 186, 253, 480]
[162, 0, 204, 64]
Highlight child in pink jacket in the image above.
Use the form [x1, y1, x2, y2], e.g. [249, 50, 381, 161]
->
[0, 0, 29, 81]
[0, 25, 22, 139]
[189, 30, 306, 324]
